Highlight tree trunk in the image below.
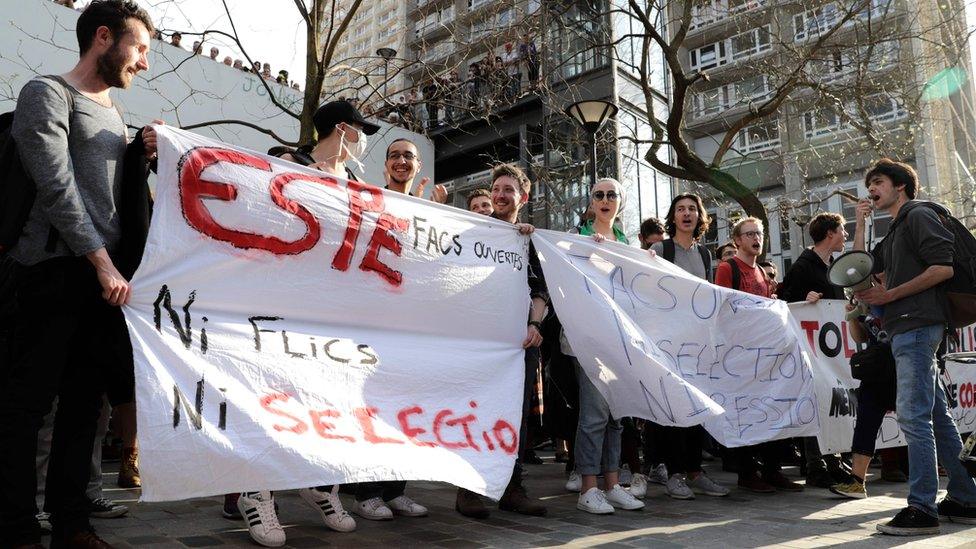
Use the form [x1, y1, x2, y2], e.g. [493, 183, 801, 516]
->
[708, 169, 770, 256]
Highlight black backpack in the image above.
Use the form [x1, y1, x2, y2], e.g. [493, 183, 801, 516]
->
[887, 201, 976, 328]
[724, 257, 742, 290]
[0, 76, 75, 256]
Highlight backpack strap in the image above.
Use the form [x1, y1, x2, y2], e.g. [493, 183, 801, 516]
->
[697, 243, 712, 281]
[725, 258, 741, 290]
[663, 239, 675, 263]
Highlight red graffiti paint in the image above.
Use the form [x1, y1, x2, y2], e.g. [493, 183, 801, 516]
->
[492, 419, 518, 454]
[309, 408, 355, 442]
[257, 393, 517, 454]
[397, 406, 437, 447]
[361, 213, 410, 285]
[354, 406, 404, 445]
[433, 409, 468, 449]
[259, 392, 307, 434]
[177, 146, 406, 286]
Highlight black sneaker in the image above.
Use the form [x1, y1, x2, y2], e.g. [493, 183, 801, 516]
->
[805, 468, 834, 489]
[223, 493, 243, 519]
[88, 497, 129, 519]
[877, 506, 940, 536]
[938, 497, 976, 525]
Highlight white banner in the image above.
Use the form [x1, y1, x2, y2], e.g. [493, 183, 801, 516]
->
[791, 301, 976, 453]
[531, 232, 818, 448]
[124, 127, 530, 501]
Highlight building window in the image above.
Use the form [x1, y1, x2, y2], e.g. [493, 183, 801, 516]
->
[794, 4, 839, 41]
[779, 212, 791, 251]
[729, 25, 771, 61]
[690, 0, 768, 30]
[802, 93, 906, 141]
[795, 0, 892, 42]
[689, 42, 728, 71]
[803, 109, 846, 139]
[735, 119, 780, 154]
[692, 75, 770, 119]
[689, 25, 769, 71]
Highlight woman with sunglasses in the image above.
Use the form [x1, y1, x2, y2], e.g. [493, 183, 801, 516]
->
[560, 178, 645, 514]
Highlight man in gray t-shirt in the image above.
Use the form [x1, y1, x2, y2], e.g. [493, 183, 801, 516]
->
[0, 3, 156, 547]
[651, 238, 710, 281]
[644, 194, 730, 500]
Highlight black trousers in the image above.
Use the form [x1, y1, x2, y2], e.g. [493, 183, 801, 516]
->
[355, 481, 406, 502]
[510, 346, 540, 488]
[643, 423, 703, 474]
[737, 441, 784, 478]
[0, 257, 120, 545]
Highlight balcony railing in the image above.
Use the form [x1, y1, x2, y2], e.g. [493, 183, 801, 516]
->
[688, 25, 770, 72]
[692, 76, 773, 119]
[689, 0, 768, 31]
[802, 94, 907, 139]
[794, 0, 893, 43]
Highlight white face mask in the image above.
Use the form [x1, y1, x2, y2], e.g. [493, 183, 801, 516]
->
[340, 125, 367, 172]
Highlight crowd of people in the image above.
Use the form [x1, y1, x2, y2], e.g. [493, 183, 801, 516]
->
[3, 2, 976, 548]
[53, 0, 302, 91]
[362, 35, 540, 132]
[164, 32, 302, 91]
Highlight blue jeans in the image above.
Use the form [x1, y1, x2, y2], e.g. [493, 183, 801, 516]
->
[893, 324, 976, 517]
[572, 359, 621, 476]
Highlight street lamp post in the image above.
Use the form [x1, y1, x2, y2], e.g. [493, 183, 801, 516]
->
[564, 99, 618, 188]
[376, 47, 397, 102]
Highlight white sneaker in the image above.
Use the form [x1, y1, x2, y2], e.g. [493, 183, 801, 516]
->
[386, 495, 428, 517]
[238, 491, 286, 547]
[565, 471, 582, 492]
[605, 484, 645, 510]
[619, 464, 633, 486]
[648, 463, 668, 485]
[688, 472, 730, 497]
[353, 496, 394, 521]
[666, 474, 695, 500]
[628, 473, 648, 499]
[299, 486, 357, 533]
[577, 487, 614, 514]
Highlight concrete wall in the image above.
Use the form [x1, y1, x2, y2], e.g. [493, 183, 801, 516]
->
[0, 0, 434, 189]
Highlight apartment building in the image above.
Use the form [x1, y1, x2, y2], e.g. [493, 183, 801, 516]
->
[405, 0, 674, 236]
[671, 0, 976, 271]
[321, 0, 410, 102]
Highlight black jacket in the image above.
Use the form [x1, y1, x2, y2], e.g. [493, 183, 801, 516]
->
[779, 248, 844, 303]
[115, 128, 153, 280]
[873, 200, 954, 335]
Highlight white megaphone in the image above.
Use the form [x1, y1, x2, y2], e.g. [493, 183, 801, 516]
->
[828, 250, 874, 291]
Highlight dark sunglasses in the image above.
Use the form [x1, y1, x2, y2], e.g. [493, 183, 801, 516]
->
[592, 191, 619, 202]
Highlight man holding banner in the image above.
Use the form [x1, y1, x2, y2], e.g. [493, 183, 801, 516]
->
[346, 137, 433, 522]
[779, 213, 852, 490]
[715, 217, 805, 494]
[854, 159, 976, 535]
[649, 194, 729, 500]
[0, 2, 156, 547]
[458, 163, 548, 519]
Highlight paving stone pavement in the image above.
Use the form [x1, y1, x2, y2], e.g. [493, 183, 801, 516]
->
[79, 456, 976, 548]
